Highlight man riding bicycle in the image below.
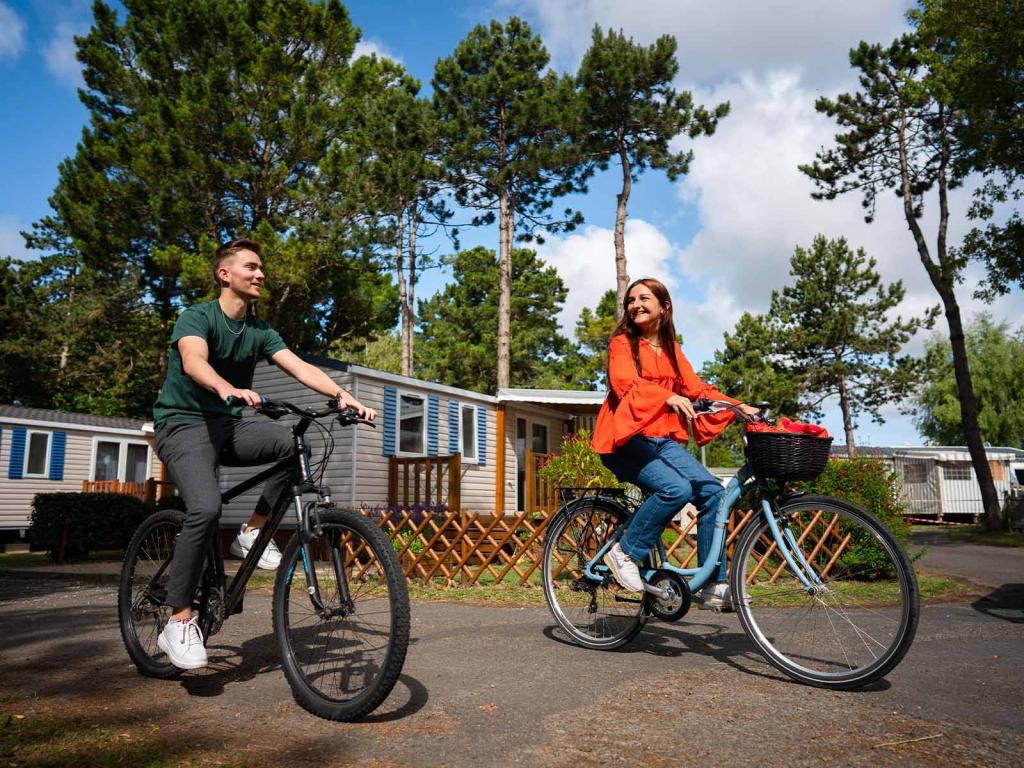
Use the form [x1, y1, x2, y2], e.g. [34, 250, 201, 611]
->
[151, 238, 374, 670]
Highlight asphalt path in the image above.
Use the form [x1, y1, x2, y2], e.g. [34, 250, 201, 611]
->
[0, 572, 1021, 768]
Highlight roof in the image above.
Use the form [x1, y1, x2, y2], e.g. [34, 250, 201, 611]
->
[831, 444, 1023, 462]
[497, 388, 605, 406]
[0, 405, 153, 434]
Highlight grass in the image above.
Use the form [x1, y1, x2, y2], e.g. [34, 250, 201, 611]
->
[0, 709, 243, 768]
[0, 549, 123, 568]
[745, 571, 963, 608]
[947, 525, 1024, 547]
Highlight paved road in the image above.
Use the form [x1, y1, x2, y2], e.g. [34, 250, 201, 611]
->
[1, 573, 1021, 768]
[911, 528, 1024, 589]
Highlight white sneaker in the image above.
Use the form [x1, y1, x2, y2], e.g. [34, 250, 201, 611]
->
[697, 581, 735, 612]
[157, 617, 208, 669]
[230, 526, 282, 570]
[602, 543, 643, 593]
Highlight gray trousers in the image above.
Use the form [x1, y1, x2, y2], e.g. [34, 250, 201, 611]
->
[155, 417, 295, 607]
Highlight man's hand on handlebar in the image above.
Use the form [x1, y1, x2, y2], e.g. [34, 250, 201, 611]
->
[336, 390, 376, 421]
[221, 388, 262, 407]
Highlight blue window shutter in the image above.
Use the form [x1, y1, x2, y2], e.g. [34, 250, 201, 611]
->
[427, 396, 439, 456]
[447, 401, 460, 455]
[477, 408, 487, 466]
[49, 431, 66, 481]
[383, 386, 397, 456]
[8, 428, 26, 479]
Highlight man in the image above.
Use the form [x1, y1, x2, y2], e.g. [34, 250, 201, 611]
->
[152, 238, 374, 670]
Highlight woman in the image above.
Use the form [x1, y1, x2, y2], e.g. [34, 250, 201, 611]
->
[591, 278, 759, 609]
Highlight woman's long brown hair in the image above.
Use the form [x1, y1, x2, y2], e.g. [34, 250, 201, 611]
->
[609, 278, 683, 381]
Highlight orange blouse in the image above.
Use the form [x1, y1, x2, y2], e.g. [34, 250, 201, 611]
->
[591, 334, 738, 454]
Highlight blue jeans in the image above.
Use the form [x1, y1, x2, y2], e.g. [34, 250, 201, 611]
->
[601, 436, 727, 582]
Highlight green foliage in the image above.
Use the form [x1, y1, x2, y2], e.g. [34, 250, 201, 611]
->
[798, 459, 911, 578]
[558, 289, 617, 389]
[415, 246, 571, 393]
[915, 314, 1024, 447]
[538, 430, 623, 489]
[29, 493, 152, 561]
[330, 330, 403, 375]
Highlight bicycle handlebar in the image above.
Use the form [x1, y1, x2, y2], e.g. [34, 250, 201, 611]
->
[224, 395, 377, 428]
[691, 398, 775, 426]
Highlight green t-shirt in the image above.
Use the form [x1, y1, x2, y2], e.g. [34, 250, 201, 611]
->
[153, 301, 287, 430]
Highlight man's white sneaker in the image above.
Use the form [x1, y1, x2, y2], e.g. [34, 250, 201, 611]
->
[602, 543, 644, 593]
[157, 617, 208, 669]
[230, 526, 282, 570]
[697, 580, 736, 612]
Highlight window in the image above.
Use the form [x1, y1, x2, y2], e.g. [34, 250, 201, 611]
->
[902, 464, 926, 484]
[943, 464, 973, 481]
[532, 423, 548, 456]
[24, 431, 50, 477]
[398, 393, 426, 454]
[94, 441, 120, 481]
[92, 439, 151, 483]
[460, 405, 478, 461]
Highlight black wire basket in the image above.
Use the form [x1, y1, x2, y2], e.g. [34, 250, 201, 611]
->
[745, 430, 833, 481]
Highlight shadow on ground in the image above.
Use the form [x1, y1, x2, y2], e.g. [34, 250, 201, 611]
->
[971, 583, 1024, 623]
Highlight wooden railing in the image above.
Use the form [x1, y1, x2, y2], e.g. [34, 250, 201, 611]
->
[387, 454, 461, 511]
[81, 478, 175, 502]
[523, 449, 558, 513]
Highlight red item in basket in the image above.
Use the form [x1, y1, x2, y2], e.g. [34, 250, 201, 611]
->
[748, 417, 829, 438]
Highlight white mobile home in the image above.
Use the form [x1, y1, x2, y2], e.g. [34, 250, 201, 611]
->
[0, 405, 160, 540]
[831, 444, 1023, 520]
[217, 357, 604, 527]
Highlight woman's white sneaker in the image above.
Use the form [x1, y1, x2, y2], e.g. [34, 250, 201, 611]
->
[603, 543, 644, 592]
[230, 526, 282, 569]
[157, 617, 208, 669]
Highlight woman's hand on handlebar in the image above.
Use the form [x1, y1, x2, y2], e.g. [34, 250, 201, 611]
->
[666, 394, 696, 420]
[222, 388, 262, 407]
[737, 402, 761, 418]
[336, 390, 376, 421]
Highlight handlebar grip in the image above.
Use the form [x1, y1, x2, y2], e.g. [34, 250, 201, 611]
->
[225, 394, 263, 408]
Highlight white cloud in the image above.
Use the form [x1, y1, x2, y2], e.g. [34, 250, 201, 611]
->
[0, 2, 27, 61]
[0, 215, 31, 259]
[534, 217, 679, 337]
[504, 0, 913, 89]
[353, 37, 404, 66]
[44, 22, 85, 89]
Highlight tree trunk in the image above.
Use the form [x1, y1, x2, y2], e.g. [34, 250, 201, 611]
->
[614, 144, 632, 321]
[404, 206, 418, 377]
[837, 375, 857, 459]
[896, 109, 1002, 529]
[497, 191, 513, 391]
[395, 200, 411, 377]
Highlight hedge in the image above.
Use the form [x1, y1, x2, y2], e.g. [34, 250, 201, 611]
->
[29, 492, 154, 561]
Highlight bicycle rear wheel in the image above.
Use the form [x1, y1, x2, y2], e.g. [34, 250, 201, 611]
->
[732, 495, 919, 690]
[542, 499, 646, 650]
[273, 510, 410, 721]
[118, 509, 184, 678]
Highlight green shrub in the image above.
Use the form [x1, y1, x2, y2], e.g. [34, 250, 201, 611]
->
[798, 458, 911, 578]
[29, 493, 152, 561]
[538, 429, 624, 490]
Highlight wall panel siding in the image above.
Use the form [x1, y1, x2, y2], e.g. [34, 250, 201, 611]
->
[0, 423, 155, 531]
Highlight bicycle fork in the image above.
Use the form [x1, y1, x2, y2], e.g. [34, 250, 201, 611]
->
[295, 499, 355, 619]
[761, 497, 826, 593]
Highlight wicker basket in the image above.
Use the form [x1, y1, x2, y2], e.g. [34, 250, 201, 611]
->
[745, 431, 833, 481]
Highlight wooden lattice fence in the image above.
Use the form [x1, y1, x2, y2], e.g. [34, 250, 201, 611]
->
[358, 504, 851, 587]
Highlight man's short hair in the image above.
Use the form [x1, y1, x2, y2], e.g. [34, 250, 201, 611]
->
[213, 238, 262, 288]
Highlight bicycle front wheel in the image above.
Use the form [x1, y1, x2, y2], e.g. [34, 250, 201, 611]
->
[118, 509, 184, 679]
[272, 510, 410, 721]
[732, 495, 919, 690]
[542, 499, 646, 650]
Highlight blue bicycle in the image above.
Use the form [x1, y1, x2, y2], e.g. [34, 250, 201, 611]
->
[541, 400, 919, 690]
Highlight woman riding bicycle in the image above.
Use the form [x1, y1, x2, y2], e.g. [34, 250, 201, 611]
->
[592, 278, 759, 608]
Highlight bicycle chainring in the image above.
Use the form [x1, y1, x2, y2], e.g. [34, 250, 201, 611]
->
[647, 569, 691, 622]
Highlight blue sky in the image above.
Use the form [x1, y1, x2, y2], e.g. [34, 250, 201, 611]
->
[2, 0, 1022, 446]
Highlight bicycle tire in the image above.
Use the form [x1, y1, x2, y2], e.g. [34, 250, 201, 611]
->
[542, 498, 646, 650]
[118, 509, 185, 679]
[272, 509, 410, 721]
[731, 494, 919, 690]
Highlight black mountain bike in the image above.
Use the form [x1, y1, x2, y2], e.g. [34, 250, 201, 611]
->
[118, 399, 410, 721]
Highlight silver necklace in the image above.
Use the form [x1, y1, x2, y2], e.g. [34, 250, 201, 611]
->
[220, 307, 246, 337]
